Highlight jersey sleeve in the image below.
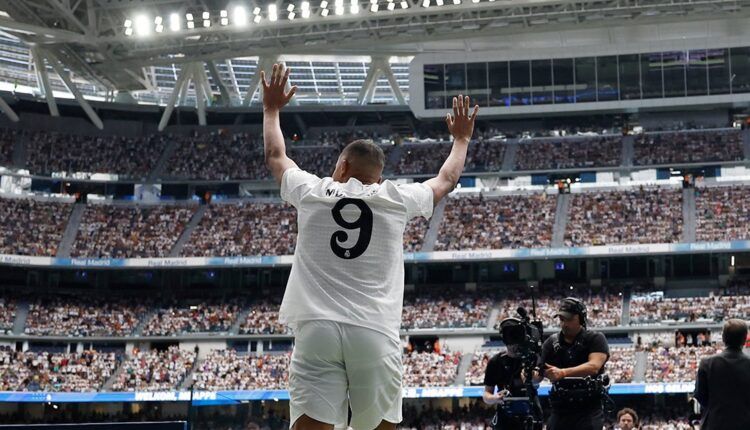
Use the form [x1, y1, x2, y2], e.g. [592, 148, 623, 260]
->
[280, 168, 320, 208]
[397, 182, 434, 220]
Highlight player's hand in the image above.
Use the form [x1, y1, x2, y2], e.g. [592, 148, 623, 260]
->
[545, 363, 566, 382]
[445, 94, 479, 143]
[261, 63, 297, 112]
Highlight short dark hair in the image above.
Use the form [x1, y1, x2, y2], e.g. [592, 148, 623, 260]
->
[617, 408, 639, 425]
[723, 319, 748, 350]
[342, 139, 385, 170]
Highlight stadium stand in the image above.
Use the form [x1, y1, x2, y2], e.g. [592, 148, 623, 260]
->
[634, 129, 744, 166]
[515, 136, 622, 170]
[435, 193, 556, 250]
[564, 187, 683, 246]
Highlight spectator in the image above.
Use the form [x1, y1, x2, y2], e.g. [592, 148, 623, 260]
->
[0, 197, 72, 256]
[72, 204, 195, 258]
[436, 194, 556, 250]
[112, 346, 195, 391]
[515, 137, 621, 171]
[565, 187, 683, 246]
[695, 186, 750, 242]
[634, 130, 743, 166]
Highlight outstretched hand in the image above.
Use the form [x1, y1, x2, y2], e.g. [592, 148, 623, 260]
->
[261, 63, 298, 112]
[445, 94, 479, 142]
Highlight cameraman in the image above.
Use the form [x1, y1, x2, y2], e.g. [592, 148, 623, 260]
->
[539, 297, 610, 430]
[483, 318, 542, 430]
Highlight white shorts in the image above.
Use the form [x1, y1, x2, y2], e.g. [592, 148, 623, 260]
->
[288, 320, 403, 430]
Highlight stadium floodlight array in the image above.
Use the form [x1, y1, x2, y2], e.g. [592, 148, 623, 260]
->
[121, 0, 487, 36]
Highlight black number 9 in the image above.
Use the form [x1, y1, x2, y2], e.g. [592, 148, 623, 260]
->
[330, 198, 373, 259]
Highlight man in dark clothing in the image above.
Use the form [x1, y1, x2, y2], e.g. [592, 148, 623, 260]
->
[694, 319, 750, 430]
[484, 319, 542, 430]
[539, 297, 610, 430]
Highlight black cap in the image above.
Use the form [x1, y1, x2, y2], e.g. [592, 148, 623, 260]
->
[555, 298, 583, 321]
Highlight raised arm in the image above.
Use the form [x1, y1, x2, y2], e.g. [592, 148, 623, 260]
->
[423, 95, 479, 207]
[262, 63, 299, 184]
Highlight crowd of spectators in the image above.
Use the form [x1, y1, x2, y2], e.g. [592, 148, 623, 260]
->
[607, 346, 635, 383]
[395, 139, 507, 176]
[0, 347, 119, 392]
[71, 204, 195, 258]
[191, 350, 290, 390]
[629, 292, 750, 324]
[0, 197, 72, 256]
[165, 132, 267, 181]
[645, 343, 720, 383]
[0, 128, 19, 166]
[142, 302, 240, 336]
[0, 298, 15, 334]
[25, 130, 164, 178]
[111, 346, 196, 391]
[401, 401, 495, 430]
[564, 187, 683, 246]
[436, 193, 556, 250]
[464, 140, 506, 173]
[634, 129, 744, 166]
[695, 185, 750, 242]
[640, 418, 696, 430]
[24, 297, 147, 337]
[515, 136, 622, 171]
[238, 302, 289, 335]
[464, 349, 498, 386]
[181, 202, 297, 257]
[165, 131, 347, 181]
[402, 351, 462, 387]
[403, 216, 429, 253]
[396, 143, 452, 176]
[401, 291, 491, 330]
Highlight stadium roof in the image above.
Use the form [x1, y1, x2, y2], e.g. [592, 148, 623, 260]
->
[1, 0, 749, 93]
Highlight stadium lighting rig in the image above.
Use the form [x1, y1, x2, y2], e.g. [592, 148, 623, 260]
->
[121, 0, 486, 37]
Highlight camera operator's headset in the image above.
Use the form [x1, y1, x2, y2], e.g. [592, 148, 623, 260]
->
[561, 297, 587, 327]
[498, 317, 521, 340]
[552, 298, 588, 355]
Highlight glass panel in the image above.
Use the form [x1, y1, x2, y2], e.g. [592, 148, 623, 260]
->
[574, 57, 596, 102]
[686, 49, 708, 96]
[641, 52, 663, 99]
[466, 62, 489, 106]
[531, 59, 553, 105]
[488, 61, 509, 107]
[707, 48, 730, 95]
[444, 63, 466, 100]
[509, 60, 531, 106]
[552, 58, 575, 104]
[730, 46, 750, 94]
[597, 55, 619, 101]
[618, 54, 640, 100]
[423, 64, 445, 109]
[662, 51, 686, 98]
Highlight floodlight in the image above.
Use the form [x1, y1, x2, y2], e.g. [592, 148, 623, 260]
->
[134, 14, 151, 36]
[268, 4, 278, 21]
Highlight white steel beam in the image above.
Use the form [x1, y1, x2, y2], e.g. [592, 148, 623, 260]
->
[31, 46, 58, 117]
[193, 64, 207, 126]
[43, 49, 104, 129]
[158, 63, 193, 132]
[0, 97, 19, 122]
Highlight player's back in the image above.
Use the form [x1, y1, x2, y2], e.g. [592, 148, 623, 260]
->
[278, 168, 433, 340]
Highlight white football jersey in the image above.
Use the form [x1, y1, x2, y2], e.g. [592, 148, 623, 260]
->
[279, 167, 433, 341]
